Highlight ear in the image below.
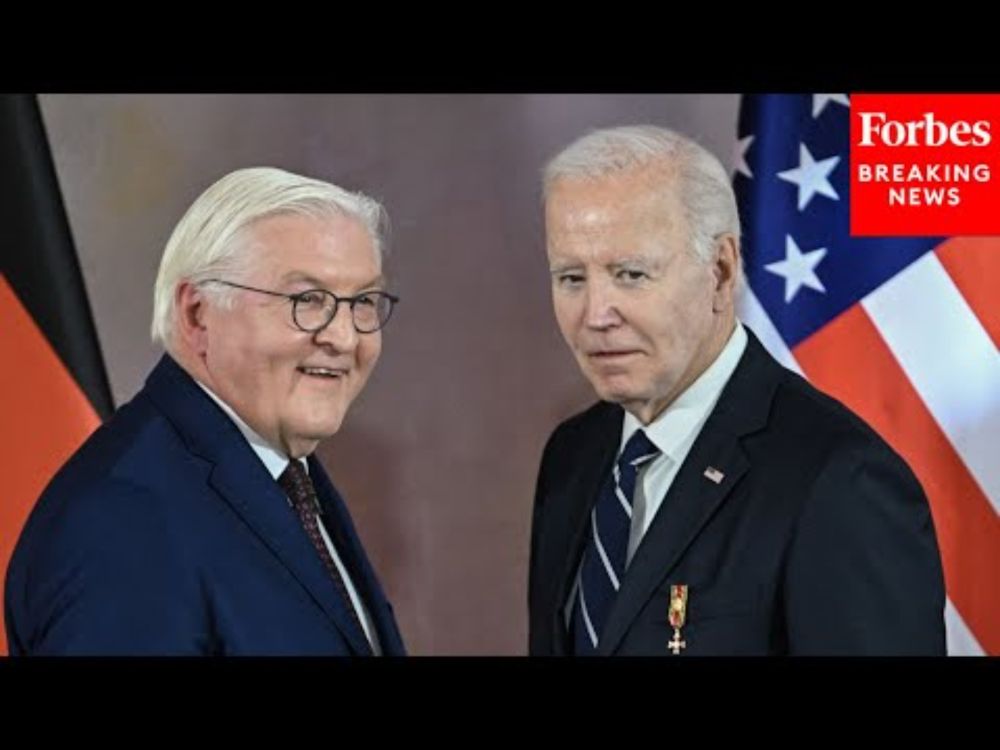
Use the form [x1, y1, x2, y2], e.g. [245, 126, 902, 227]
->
[711, 234, 741, 313]
[174, 281, 211, 356]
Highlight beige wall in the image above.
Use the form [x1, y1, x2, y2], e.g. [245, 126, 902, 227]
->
[40, 94, 740, 654]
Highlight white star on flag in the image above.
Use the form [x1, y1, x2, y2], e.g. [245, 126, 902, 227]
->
[733, 135, 754, 178]
[812, 94, 850, 118]
[765, 235, 828, 303]
[778, 143, 841, 211]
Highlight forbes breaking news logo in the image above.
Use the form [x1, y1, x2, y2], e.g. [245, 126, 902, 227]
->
[850, 94, 1000, 236]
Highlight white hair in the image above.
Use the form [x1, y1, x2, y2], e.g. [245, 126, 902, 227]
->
[543, 125, 741, 264]
[151, 166, 388, 349]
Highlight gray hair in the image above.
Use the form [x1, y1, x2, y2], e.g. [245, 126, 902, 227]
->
[151, 166, 388, 349]
[543, 125, 740, 264]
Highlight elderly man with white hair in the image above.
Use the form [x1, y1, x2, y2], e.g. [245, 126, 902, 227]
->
[529, 125, 946, 656]
[6, 167, 405, 655]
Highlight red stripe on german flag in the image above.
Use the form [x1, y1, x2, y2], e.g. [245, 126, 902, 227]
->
[0, 274, 100, 654]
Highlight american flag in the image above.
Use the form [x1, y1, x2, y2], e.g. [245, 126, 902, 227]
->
[733, 93, 999, 655]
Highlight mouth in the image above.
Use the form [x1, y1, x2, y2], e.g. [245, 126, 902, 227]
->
[587, 349, 641, 360]
[584, 349, 643, 375]
[297, 365, 349, 380]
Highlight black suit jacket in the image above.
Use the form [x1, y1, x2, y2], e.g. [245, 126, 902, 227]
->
[529, 330, 946, 655]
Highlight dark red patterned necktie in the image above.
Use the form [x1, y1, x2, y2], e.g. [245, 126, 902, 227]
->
[279, 460, 371, 652]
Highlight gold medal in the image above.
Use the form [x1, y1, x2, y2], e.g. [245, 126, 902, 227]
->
[668, 584, 688, 655]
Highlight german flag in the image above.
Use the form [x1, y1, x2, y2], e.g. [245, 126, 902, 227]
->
[0, 94, 114, 654]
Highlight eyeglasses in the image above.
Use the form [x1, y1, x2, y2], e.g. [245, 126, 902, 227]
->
[201, 279, 399, 334]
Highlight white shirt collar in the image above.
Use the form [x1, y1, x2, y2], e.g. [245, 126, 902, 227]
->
[195, 381, 308, 480]
[621, 321, 748, 460]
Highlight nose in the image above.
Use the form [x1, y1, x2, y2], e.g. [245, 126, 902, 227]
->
[312, 300, 359, 351]
[583, 278, 623, 330]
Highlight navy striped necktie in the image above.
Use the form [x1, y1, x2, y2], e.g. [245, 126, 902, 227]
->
[572, 429, 660, 654]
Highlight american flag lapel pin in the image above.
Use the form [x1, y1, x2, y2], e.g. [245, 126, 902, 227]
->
[703, 466, 725, 484]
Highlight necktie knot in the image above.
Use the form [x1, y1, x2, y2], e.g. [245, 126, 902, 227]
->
[617, 429, 660, 478]
[279, 460, 318, 514]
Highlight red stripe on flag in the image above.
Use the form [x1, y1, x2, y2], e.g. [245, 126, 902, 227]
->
[935, 237, 1000, 350]
[793, 304, 1000, 654]
[0, 274, 101, 655]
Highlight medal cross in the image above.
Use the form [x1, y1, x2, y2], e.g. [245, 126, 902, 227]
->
[668, 628, 686, 655]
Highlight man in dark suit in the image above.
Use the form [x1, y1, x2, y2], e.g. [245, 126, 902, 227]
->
[5, 167, 405, 655]
[529, 125, 945, 655]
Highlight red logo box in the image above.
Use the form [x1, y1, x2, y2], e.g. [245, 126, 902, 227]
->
[850, 93, 1000, 236]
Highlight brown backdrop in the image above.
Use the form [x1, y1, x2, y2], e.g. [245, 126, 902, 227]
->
[40, 94, 740, 654]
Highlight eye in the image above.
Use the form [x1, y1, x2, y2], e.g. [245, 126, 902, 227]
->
[617, 268, 649, 283]
[556, 273, 585, 287]
[353, 292, 379, 307]
[296, 290, 326, 306]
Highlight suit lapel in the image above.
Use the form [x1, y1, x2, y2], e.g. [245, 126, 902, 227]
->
[208, 456, 373, 655]
[598, 331, 780, 654]
[144, 355, 372, 655]
[309, 457, 406, 656]
[598, 419, 749, 654]
[547, 404, 621, 652]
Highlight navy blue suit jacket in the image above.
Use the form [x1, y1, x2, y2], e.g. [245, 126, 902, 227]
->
[529, 330, 946, 655]
[5, 355, 405, 655]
